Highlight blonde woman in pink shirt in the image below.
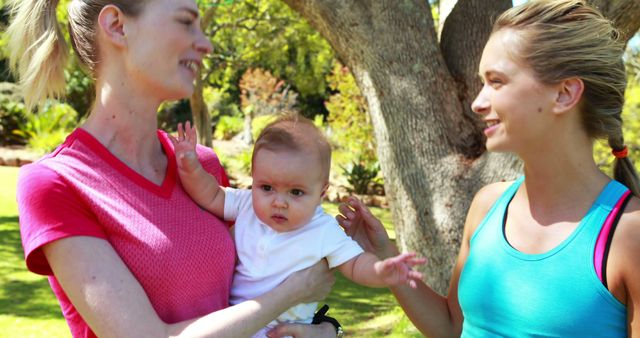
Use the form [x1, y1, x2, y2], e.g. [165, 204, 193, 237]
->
[8, 0, 337, 337]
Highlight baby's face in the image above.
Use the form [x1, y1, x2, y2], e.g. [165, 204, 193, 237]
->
[251, 148, 327, 232]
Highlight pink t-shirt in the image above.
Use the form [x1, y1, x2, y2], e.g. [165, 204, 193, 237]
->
[17, 128, 236, 338]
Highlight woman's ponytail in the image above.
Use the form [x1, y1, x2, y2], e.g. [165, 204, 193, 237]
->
[609, 135, 640, 197]
[6, 0, 68, 111]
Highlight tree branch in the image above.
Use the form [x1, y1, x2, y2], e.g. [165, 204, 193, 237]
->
[590, 0, 640, 46]
[439, 0, 512, 158]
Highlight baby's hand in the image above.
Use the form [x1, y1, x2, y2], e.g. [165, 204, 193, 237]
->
[374, 252, 426, 288]
[169, 121, 200, 173]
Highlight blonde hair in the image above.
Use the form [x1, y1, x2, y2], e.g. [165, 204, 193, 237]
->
[6, 0, 147, 111]
[253, 113, 332, 183]
[494, 0, 640, 196]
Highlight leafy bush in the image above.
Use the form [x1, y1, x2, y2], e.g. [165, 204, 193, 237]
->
[341, 160, 381, 195]
[220, 147, 253, 177]
[325, 62, 378, 171]
[214, 115, 243, 140]
[14, 102, 78, 154]
[0, 83, 27, 145]
[157, 99, 192, 132]
[64, 68, 94, 119]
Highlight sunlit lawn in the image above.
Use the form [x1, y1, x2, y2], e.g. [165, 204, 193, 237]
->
[0, 166, 70, 338]
[0, 166, 420, 337]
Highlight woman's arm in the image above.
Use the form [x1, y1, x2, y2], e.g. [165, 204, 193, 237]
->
[44, 236, 335, 338]
[337, 183, 506, 337]
[606, 198, 640, 336]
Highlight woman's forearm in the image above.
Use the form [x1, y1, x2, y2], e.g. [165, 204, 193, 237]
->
[45, 236, 308, 338]
[168, 281, 299, 337]
[390, 283, 461, 338]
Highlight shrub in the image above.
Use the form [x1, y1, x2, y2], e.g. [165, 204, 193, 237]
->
[341, 160, 381, 195]
[214, 115, 243, 140]
[0, 82, 27, 145]
[325, 62, 377, 170]
[14, 102, 78, 154]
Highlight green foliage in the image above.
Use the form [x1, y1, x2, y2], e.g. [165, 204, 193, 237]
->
[214, 115, 244, 140]
[240, 68, 298, 117]
[0, 83, 26, 145]
[222, 147, 253, 176]
[64, 68, 94, 118]
[157, 99, 192, 132]
[325, 61, 378, 172]
[14, 102, 78, 154]
[341, 160, 381, 195]
[204, 0, 334, 117]
[205, 86, 241, 120]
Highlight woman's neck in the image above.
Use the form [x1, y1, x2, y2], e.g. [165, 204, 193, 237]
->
[81, 80, 166, 176]
[518, 142, 610, 222]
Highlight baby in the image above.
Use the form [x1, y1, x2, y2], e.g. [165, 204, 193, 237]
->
[171, 114, 424, 337]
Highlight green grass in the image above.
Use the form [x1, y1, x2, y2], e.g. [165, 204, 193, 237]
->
[0, 166, 70, 338]
[0, 166, 419, 337]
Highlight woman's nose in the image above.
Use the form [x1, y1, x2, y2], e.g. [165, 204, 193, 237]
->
[194, 30, 213, 55]
[471, 86, 490, 115]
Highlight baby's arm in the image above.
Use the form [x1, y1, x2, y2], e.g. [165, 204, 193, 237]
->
[170, 121, 225, 218]
[338, 252, 425, 288]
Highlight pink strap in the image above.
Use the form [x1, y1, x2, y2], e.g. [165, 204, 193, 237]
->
[594, 190, 631, 282]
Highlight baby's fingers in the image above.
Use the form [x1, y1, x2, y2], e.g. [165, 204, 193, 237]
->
[185, 121, 197, 141]
[177, 122, 185, 140]
[406, 256, 428, 267]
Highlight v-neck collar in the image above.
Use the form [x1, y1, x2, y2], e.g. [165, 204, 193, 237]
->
[72, 128, 177, 198]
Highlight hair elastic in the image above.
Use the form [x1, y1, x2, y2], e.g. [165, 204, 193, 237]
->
[612, 146, 628, 159]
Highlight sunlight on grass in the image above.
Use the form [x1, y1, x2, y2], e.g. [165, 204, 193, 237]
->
[0, 166, 70, 337]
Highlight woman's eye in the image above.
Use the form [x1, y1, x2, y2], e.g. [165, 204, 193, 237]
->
[489, 78, 503, 87]
[261, 185, 272, 192]
[179, 19, 194, 26]
[291, 189, 304, 197]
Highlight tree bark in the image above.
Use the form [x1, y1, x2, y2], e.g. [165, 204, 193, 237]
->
[591, 0, 640, 45]
[190, 7, 217, 147]
[283, 0, 640, 294]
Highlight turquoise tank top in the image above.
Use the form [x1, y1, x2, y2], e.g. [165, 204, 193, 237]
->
[458, 176, 628, 337]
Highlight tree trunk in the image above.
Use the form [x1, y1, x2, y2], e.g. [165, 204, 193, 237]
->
[283, 0, 640, 294]
[190, 7, 217, 148]
[190, 73, 213, 147]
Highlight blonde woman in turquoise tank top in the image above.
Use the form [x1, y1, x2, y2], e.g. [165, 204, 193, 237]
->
[337, 1, 640, 337]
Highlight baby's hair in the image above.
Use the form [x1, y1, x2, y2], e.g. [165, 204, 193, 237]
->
[253, 113, 332, 182]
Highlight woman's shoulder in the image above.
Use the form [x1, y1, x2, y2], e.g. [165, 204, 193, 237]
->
[463, 180, 515, 236]
[606, 196, 640, 302]
[470, 180, 514, 214]
[612, 196, 640, 253]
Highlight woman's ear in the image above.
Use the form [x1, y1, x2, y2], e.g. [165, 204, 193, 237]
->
[552, 77, 584, 115]
[97, 5, 127, 47]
